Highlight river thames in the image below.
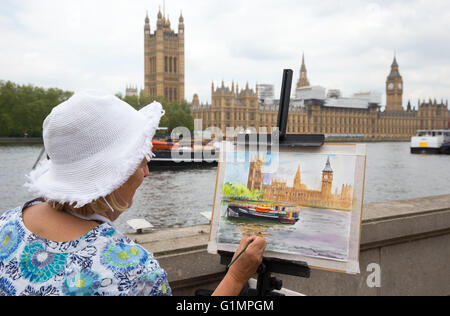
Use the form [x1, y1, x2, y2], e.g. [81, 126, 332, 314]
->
[0, 142, 449, 233]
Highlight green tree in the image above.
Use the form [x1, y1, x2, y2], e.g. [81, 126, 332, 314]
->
[223, 182, 264, 201]
[0, 81, 73, 137]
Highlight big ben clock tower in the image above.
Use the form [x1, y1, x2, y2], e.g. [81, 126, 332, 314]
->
[386, 56, 404, 112]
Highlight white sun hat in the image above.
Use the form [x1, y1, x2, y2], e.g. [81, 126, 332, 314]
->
[25, 90, 165, 208]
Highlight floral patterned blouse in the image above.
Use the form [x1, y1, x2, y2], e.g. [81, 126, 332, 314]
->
[0, 202, 171, 296]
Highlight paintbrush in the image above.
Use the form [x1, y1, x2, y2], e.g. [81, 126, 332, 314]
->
[227, 240, 254, 269]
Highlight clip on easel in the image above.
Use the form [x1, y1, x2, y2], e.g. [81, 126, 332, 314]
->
[211, 69, 325, 296]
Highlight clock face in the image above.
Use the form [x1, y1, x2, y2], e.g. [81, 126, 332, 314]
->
[398, 83, 402, 89]
[388, 83, 394, 90]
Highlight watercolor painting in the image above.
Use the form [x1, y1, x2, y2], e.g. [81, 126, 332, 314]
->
[209, 144, 366, 273]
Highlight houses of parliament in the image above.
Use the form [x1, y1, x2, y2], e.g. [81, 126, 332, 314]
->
[191, 55, 449, 140]
[139, 11, 448, 140]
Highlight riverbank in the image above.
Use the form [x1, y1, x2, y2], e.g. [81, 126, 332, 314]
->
[0, 137, 43, 144]
[0, 136, 413, 145]
[325, 137, 411, 143]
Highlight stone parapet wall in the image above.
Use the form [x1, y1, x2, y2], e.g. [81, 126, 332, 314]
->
[128, 194, 450, 296]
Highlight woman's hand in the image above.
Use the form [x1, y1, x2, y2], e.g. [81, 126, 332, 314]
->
[212, 236, 266, 296]
[228, 236, 266, 284]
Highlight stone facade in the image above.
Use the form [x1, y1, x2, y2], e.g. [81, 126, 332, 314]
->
[143, 10, 185, 103]
[191, 57, 448, 140]
[125, 85, 138, 97]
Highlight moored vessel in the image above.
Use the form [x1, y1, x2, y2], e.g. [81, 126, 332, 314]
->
[410, 130, 450, 154]
[148, 128, 219, 170]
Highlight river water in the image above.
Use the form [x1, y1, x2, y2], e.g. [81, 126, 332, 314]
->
[0, 143, 449, 234]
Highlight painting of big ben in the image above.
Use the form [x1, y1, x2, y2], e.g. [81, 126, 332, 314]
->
[209, 144, 367, 274]
[245, 155, 354, 211]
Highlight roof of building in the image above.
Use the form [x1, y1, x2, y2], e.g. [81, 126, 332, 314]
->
[325, 97, 371, 109]
[388, 56, 402, 80]
[323, 156, 333, 173]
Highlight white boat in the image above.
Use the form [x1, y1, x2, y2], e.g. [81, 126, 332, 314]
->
[410, 130, 450, 154]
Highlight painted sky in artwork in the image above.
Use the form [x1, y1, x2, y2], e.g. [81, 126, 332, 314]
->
[224, 151, 356, 194]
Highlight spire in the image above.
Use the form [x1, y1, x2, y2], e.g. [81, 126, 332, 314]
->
[144, 11, 150, 34]
[294, 165, 302, 190]
[157, 7, 163, 29]
[178, 11, 185, 33]
[301, 52, 306, 71]
[144, 10, 150, 35]
[179, 11, 184, 23]
[392, 53, 398, 68]
[297, 52, 310, 88]
[158, 7, 162, 19]
[166, 15, 171, 30]
[388, 54, 401, 80]
[323, 156, 333, 173]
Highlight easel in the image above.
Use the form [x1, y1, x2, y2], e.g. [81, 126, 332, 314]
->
[217, 251, 310, 296]
[198, 69, 324, 297]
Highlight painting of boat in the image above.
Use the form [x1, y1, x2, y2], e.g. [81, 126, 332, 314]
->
[226, 201, 300, 225]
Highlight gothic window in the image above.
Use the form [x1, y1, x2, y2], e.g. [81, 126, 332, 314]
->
[174, 88, 177, 100]
[169, 57, 173, 73]
[174, 58, 177, 73]
[165, 57, 168, 72]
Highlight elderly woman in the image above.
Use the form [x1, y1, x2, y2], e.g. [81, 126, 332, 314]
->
[0, 91, 266, 296]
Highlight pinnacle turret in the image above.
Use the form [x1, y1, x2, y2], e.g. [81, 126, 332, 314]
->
[297, 53, 310, 88]
[323, 156, 333, 173]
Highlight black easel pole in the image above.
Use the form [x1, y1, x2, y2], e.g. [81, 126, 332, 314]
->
[277, 69, 293, 141]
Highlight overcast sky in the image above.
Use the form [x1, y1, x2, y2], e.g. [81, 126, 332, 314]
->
[1, 0, 449, 108]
